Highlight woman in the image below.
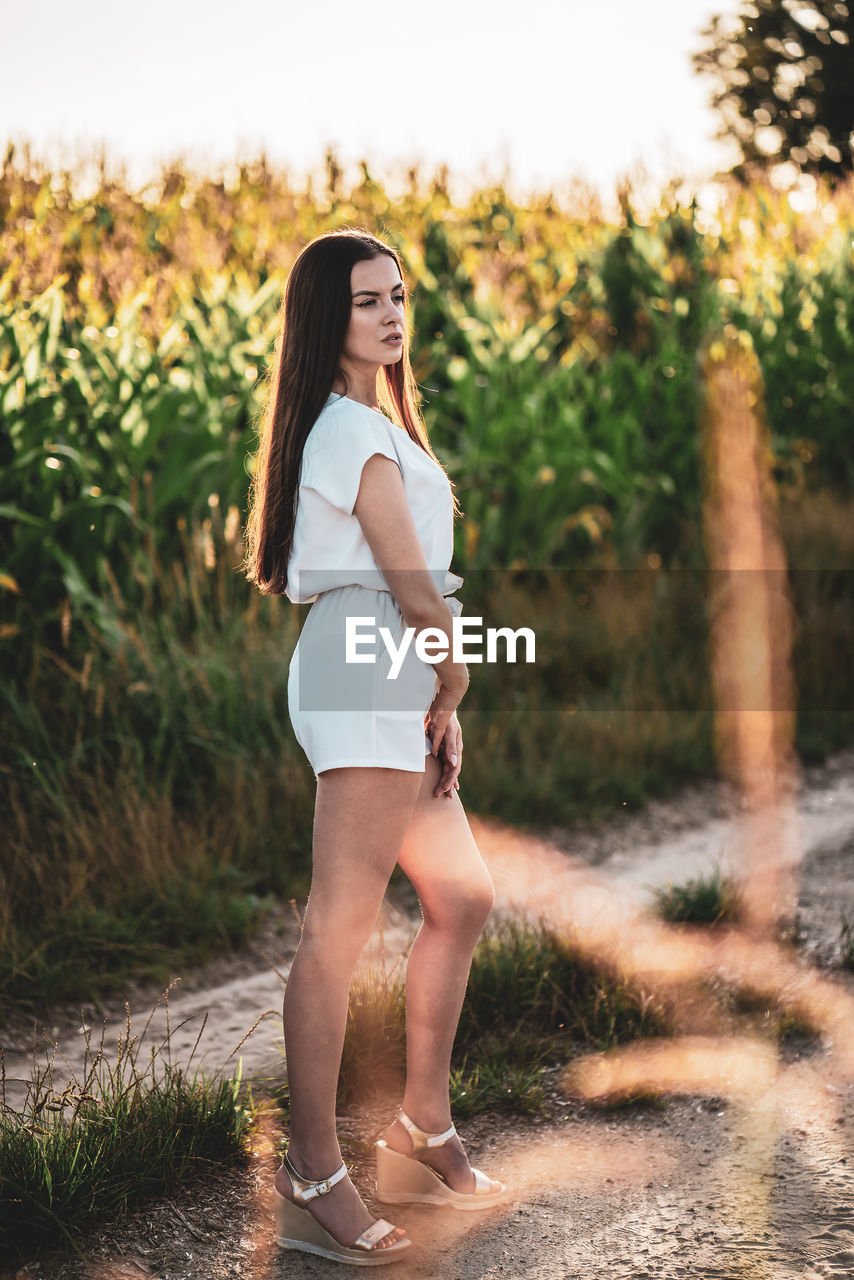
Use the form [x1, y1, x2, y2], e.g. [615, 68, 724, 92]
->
[243, 228, 504, 1265]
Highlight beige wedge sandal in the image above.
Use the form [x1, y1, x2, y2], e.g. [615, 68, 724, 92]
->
[273, 1150, 411, 1265]
[375, 1109, 506, 1210]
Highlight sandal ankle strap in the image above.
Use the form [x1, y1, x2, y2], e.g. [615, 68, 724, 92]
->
[397, 1108, 457, 1155]
[284, 1150, 348, 1205]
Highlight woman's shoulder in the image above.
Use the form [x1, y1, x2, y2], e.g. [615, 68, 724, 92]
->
[305, 394, 398, 455]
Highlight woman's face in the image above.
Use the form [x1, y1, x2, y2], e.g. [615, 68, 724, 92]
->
[339, 254, 406, 372]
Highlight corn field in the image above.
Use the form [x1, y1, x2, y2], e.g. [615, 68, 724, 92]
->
[3, 151, 853, 664]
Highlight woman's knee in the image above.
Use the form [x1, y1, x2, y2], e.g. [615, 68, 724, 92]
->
[421, 870, 495, 937]
[298, 895, 381, 968]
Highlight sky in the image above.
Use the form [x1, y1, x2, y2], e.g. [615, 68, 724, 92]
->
[2, 0, 745, 202]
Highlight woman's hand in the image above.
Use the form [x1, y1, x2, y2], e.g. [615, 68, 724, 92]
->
[435, 712, 462, 799]
[426, 703, 463, 799]
[425, 680, 461, 760]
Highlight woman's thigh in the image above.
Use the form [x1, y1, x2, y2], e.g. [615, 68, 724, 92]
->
[303, 766, 423, 934]
[397, 755, 495, 928]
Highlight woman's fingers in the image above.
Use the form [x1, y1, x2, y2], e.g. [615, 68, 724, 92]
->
[426, 694, 465, 798]
[432, 714, 463, 798]
[426, 687, 459, 758]
[433, 744, 459, 797]
[453, 720, 463, 768]
[434, 758, 456, 798]
[434, 762, 454, 798]
[427, 708, 449, 756]
[430, 721, 450, 757]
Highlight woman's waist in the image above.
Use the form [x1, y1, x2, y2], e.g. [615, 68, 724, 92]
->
[300, 569, 463, 609]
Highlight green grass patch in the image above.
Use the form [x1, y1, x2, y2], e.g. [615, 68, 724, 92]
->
[1, 862, 274, 1009]
[456, 918, 667, 1051]
[337, 961, 408, 1107]
[723, 985, 820, 1042]
[450, 1049, 547, 1119]
[328, 920, 668, 1118]
[0, 1006, 256, 1265]
[653, 868, 742, 926]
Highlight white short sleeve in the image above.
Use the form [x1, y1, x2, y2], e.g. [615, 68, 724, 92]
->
[286, 394, 456, 605]
[301, 411, 402, 516]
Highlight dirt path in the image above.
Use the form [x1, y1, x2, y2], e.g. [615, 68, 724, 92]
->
[12, 1050, 853, 1279]
[4, 748, 854, 1277]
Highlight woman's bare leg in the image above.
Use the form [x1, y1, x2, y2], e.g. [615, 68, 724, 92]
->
[383, 752, 499, 1191]
[275, 764, 422, 1247]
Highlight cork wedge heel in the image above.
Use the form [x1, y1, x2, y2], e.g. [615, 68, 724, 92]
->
[274, 1151, 411, 1265]
[375, 1109, 506, 1211]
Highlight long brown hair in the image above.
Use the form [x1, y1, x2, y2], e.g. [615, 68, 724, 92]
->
[242, 228, 459, 596]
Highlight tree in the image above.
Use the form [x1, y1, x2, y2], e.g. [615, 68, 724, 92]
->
[694, 0, 854, 177]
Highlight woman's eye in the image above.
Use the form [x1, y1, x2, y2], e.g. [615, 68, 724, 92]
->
[356, 295, 406, 309]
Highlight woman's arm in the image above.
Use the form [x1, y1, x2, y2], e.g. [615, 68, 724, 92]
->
[353, 454, 469, 701]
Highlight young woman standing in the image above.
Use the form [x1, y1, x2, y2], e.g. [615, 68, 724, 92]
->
[243, 228, 504, 1265]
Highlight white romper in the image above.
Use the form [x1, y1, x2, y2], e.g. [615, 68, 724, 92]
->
[285, 393, 463, 776]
